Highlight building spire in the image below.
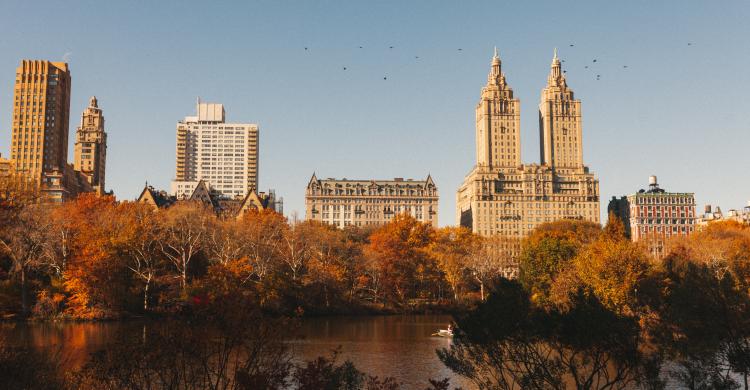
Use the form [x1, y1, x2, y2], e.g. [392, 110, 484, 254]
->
[548, 48, 563, 86]
[488, 47, 503, 85]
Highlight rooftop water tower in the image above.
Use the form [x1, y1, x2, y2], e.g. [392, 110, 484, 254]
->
[648, 175, 660, 192]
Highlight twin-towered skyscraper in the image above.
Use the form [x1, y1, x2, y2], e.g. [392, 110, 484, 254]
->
[457, 49, 600, 237]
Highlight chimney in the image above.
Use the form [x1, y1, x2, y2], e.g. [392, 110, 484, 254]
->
[705, 204, 712, 214]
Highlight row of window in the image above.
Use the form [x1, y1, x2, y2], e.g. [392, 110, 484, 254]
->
[635, 196, 693, 205]
[639, 226, 694, 234]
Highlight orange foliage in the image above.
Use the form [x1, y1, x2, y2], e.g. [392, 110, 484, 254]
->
[54, 194, 129, 318]
[366, 214, 435, 303]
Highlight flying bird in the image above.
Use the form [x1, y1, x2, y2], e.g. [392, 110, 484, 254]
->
[592, 59, 597, 63]
[389, 46, 394, 49]
[584, 66, 589, 69]
[569, 44, 574, 47]
[623, 65, 628, 68]
[304, 47, 308, 51]
[359, 46, 363, 49]
[415, 56, 420, 59]
[383, 76, 387, 80]
[688, 43, 693, 46]
[343, 67, 347, 70]
[458, 48, 462, 51]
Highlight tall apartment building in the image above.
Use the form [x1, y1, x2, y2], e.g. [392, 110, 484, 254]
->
[9, 60, 71, 192]
[171, 101, 259, 199]
[305, 174, 438, 228]
[73, 96, 107, 194]
[608, 176, 696, 258]
[456, 49, 600, 238]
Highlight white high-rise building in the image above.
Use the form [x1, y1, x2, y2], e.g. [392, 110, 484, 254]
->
[171, 101, 259, 199]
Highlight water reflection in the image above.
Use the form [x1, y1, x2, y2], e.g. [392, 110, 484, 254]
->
[0, 315, 469, 389]
[294, 315, 465, 388]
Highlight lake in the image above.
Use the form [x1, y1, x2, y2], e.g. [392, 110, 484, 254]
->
[0, 314, 470, 389]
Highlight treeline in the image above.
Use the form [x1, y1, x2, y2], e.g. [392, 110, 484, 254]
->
[0, 190, 517, 319]
[440, 217, 750, 389]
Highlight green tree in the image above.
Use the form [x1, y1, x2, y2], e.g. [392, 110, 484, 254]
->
[518, 220, 600, 305]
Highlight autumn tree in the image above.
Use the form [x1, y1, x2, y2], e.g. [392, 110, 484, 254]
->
[366, 214, 434, 304]
[58, 194, 133, 318]
[157, 202, 211, 293]
[429, 227, 475, 301]
[467, 235, 520, 301]
[0, 204, 53, 314]
[518, 219, 601, 305]
[304, 222, 349, 308]
[115, 202, 164, 311]
[0, 174, 40, 221]
[438, 279, 658, 390]
[205, 217, 246, 267]
[339, 226, 370, 303]
[567, 236, 651, 314]
[278, 220, 312, 282]
[647, 224, 750, 389]
[603, 211, 628, 241]
[236, 209, 287, 287]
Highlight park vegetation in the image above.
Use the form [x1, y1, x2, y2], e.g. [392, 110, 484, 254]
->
[0, 187, 517, 320]
[5, 178, 750, 389]
[439, 216, 750, 389]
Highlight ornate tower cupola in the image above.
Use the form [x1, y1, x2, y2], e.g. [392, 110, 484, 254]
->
[487, 47, 506, 86]
[539, 49, 583, 170]
[475, 48, 521, 169]
[546, 48, 566, 88]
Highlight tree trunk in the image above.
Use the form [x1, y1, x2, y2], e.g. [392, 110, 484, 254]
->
[20, 267, 28, 315]
[743, 372, 747, 390]
[480, 281, 485, 301]
[182, 259, 187, 292]
[143, 278, 150, 311]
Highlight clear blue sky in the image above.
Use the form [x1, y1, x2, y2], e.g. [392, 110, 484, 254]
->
[1, 1, 749, 225]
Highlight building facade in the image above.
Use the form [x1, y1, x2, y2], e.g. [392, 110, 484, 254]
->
[10, 60, 71, 191]
[171, 101, 259, 199]
[608, 176, 696, 258]
[456, 49, 600, 237]
[237, 189, 283, 219]
[305, 174, 438, 228]
[73, 96, 107, 194]
[138, 181, 282, 218]
[696, 203, 750, 227]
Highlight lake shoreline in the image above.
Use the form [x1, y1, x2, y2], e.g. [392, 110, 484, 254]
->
[0, 304, 467, 324]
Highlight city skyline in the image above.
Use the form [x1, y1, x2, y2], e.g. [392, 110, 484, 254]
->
[0, 1, 748, 225]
